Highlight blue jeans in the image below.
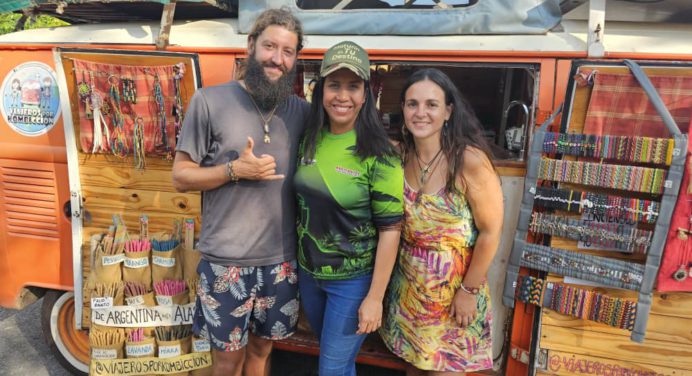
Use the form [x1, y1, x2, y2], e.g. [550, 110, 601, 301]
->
[298, 268, 372, 376]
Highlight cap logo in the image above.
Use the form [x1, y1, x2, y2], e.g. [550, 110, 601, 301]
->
[330, 45, 362, 65]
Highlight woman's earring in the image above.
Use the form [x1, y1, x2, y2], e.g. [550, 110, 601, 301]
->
[444, 120, 449, 129]
[401, 124, 409, 137]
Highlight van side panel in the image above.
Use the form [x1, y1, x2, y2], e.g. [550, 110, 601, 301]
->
[0, 49, 72, 308]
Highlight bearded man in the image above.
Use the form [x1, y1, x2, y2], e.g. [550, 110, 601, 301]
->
[173, 9, 308, 376]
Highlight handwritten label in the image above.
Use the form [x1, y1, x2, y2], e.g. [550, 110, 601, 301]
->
[192, 339, 210, 353]
[124, 257, 149, 269]
[158, 345, 182, 359]
[90, 352, 212, 375]
[91, 297, 114, 309]
[125, 295, 145, 307]
[125, 343, 155, 357]
[91, 304, 195, 327]
[548, 354, 670, 376]
[156, 295, 173, 306]
[153, 256, 175, 267]
[92, 348, 118, 360]
[102, 254, 125, 266]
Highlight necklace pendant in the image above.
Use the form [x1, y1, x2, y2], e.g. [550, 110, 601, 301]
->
[263, 122, 271, 143]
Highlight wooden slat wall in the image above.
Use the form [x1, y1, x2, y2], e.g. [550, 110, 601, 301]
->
[59, 52, 202, 326]
[538, 66, 692, 376]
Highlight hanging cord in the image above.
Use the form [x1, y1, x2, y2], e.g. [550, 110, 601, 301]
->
[153, 73, 169, 154]
[172, 63, 186, 146]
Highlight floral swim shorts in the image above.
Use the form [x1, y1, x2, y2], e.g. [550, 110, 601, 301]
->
[192, 259, 300, 352]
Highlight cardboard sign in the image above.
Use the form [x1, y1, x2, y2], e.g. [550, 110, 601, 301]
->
[90, 352, 212, 375]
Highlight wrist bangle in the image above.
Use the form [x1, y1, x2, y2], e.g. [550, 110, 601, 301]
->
[460, 282, 479, 295]
[225, 161, 239, 182]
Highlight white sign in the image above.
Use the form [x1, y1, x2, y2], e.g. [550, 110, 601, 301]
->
[153, 256, 175, 267]
[91, 296, 114, 309]
[91, 304, 195, 327]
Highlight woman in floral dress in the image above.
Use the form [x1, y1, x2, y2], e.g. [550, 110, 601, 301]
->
[380, 68, 503, 375]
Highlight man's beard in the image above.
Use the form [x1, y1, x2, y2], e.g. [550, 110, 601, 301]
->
[244, 54, 297, 110]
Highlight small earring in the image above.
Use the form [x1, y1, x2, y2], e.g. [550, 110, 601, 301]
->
[444, 120, 449, 128]
[401, 124, 409, 137]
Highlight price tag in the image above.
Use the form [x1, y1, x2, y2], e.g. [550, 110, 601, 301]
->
[159, 345, 182, 359]
[153, 256, 175, 267]
[91, 297, 114, 309]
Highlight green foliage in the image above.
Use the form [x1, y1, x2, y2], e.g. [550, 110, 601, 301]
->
[0, 13, 69, 35]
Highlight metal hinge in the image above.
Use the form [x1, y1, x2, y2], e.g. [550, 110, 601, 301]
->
[535, 348, 549, 371]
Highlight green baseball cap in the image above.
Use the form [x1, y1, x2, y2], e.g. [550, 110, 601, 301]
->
[320, 41, 370, 80]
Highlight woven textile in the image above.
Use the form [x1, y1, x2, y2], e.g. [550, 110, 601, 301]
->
[582, 70, 692, 137]
[73, 59, 179, 155]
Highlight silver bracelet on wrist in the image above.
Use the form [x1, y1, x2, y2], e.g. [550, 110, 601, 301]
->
[225, 161, 239, 182]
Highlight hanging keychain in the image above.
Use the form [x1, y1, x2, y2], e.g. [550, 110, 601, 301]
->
[77, 70, 93, 119]
[133, 117, 146, 169]
[90, 71, 110, 153]
[108, 75, 129, 157]
[152, 73, 169, 157]
[172, 63, 185, 146]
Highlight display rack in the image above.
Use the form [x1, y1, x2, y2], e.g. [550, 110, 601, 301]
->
[502, 60, 688, 342]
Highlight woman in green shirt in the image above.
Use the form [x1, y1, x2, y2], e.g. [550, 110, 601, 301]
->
[294, 41, 403, 375]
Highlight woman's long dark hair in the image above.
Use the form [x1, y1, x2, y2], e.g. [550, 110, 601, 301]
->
[302, 77, 396, 161]
[399, 68, 494, 194]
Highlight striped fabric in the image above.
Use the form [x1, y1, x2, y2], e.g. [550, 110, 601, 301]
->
[582, 70, 692, 137]
[73, 59, 179, 155]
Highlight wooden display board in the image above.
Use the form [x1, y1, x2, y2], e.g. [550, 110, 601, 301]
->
[537, 65, 692, 376]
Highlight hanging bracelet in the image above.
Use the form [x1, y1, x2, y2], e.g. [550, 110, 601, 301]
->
[459, 282, 479, 295]
[225, 161, 239, 182]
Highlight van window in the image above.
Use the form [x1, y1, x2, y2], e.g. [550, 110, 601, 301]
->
[235, 60, 536, 161]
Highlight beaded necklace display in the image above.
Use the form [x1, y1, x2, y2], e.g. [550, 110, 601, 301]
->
[529, 212, 652, 254]
[516, 275, 637, 331]
[533, 186, 660, 224]
[537, 157, 667, 194]
[542, 132, 675, 166]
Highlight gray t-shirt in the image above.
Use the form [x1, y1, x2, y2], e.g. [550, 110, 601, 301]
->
[176, 81, 309, 266]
